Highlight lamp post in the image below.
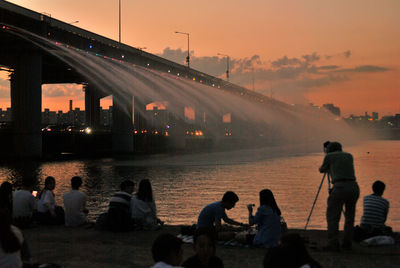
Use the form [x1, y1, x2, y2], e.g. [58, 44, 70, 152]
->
[175, 31, 190, 69]
[217, 53, 230, 81]
[118, 0, 121, 43]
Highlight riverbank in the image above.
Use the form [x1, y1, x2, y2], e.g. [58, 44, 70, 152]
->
[22, 225, 399, 268]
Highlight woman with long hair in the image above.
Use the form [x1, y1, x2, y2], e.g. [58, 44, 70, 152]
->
[37, 176, 64, 225]
[131, 179, 163, 229]
[246, 189, 282, 247]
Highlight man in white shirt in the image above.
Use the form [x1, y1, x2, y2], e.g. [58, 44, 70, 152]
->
[63, 176, 88, 227]
[12, 180, 37, 228]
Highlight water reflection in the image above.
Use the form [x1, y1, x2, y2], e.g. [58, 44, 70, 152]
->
[1, 140, 399, 230]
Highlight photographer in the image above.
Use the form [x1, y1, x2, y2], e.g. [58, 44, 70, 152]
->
[319, 142, 360, 251]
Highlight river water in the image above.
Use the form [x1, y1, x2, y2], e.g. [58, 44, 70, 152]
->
[1, 140, 399, 230]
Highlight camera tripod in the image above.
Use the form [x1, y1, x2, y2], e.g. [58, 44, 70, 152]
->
[304, 172, 332, 230]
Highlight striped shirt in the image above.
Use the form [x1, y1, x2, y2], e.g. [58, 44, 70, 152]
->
[360, 194, 389, 228]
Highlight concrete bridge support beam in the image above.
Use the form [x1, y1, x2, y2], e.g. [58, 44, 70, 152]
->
[84, 85, 101, 129]
[10, 52, 42, 159]
[133, 97, 151, 132]
[168, 105, 186, 150]
[112, 95, 133, 153]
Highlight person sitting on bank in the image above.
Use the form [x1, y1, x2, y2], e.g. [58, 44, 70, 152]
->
[182, 227, 224, 268]
[63, 176, 89, 227]
[197, 191, 246, 239]
[245, 189, 281, 248]
[356, 180, 392, 240]
[37, 176, 65, 225]
[12, 178, 37, 228]
[106, 180, 135, 232]
[151, 233, 184, 268]
[131, 179, 163, 230]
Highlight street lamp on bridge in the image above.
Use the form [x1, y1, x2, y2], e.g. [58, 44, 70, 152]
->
[175, 31, 190, 69]
[118, 0, 121, 43]
[217, 53, 230, 82]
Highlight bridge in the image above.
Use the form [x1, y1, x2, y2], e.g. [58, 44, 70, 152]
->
[0, 1, 288, 158]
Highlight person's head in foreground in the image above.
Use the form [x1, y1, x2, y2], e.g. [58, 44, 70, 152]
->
[193, 227, 217, 265]
[152, 233, 183, 266]
[372, 180, 385, 196]
[221, 191, 239, 210]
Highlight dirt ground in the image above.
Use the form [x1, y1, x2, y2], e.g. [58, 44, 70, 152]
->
[22, 225, 400, 268]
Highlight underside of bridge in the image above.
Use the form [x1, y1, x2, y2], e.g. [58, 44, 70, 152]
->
[0, 1, 282, 158]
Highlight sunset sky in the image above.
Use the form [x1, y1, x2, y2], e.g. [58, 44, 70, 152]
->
[1, 0, 399, 117]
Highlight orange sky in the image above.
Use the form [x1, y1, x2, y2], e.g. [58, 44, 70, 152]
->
[1, 0, 399, 117]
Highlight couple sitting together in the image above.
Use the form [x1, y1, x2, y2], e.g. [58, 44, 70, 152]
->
[97, 179, 163, 232]
[196, 189, 282, 248]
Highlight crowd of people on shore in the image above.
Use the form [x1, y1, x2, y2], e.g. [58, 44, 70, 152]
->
[0, 141, 395, 267]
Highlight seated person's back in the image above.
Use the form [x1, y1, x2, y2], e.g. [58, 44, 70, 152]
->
[107, 180, 134, 231]
[12, 179, 37, 221]
[63, 176, 88, 227]
[360, 180, 390, 230]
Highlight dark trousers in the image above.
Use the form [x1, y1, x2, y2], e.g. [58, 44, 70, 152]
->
[36, 206, 65, 225]
[327, 181, 359, 247]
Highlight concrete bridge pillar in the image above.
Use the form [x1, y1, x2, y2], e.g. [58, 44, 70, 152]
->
[84, 84, 101, 129]
[112, 94, 133, 153]
[10, 52, 42, 159]
[168, 104, 186, 150]
[133, 97, 151, 132]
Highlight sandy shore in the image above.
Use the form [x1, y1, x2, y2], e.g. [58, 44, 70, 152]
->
[22, 225, 399, 268]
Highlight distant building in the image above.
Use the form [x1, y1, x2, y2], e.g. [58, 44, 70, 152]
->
[372, 112, 379, 121]
[323, 104, 341, 117]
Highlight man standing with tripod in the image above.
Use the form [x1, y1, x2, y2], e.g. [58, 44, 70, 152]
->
[319, 142, 360, 251]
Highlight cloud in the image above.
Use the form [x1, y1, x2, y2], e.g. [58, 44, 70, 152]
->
[271, 56, 302, 68]
[335, 65, 390, 73]
[318, 65, 340, 70]
[344, 50, 351, 58]
[42, 84, 83, 98]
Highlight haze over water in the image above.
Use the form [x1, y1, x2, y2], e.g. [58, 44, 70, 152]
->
[1, 140, 399, 230]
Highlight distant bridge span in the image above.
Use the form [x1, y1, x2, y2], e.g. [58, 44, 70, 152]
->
[0, 1, 288, 158]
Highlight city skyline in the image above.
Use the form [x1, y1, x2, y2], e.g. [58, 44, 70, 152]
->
[0, 0, 399, 116]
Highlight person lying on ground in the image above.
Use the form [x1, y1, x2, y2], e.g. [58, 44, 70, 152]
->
[63, 176, 89, 227]
[182, 227, 224, 268]
[151, 233, 184, 268]
[36, 176, 64, 225]
[131, 179, 163, 230]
